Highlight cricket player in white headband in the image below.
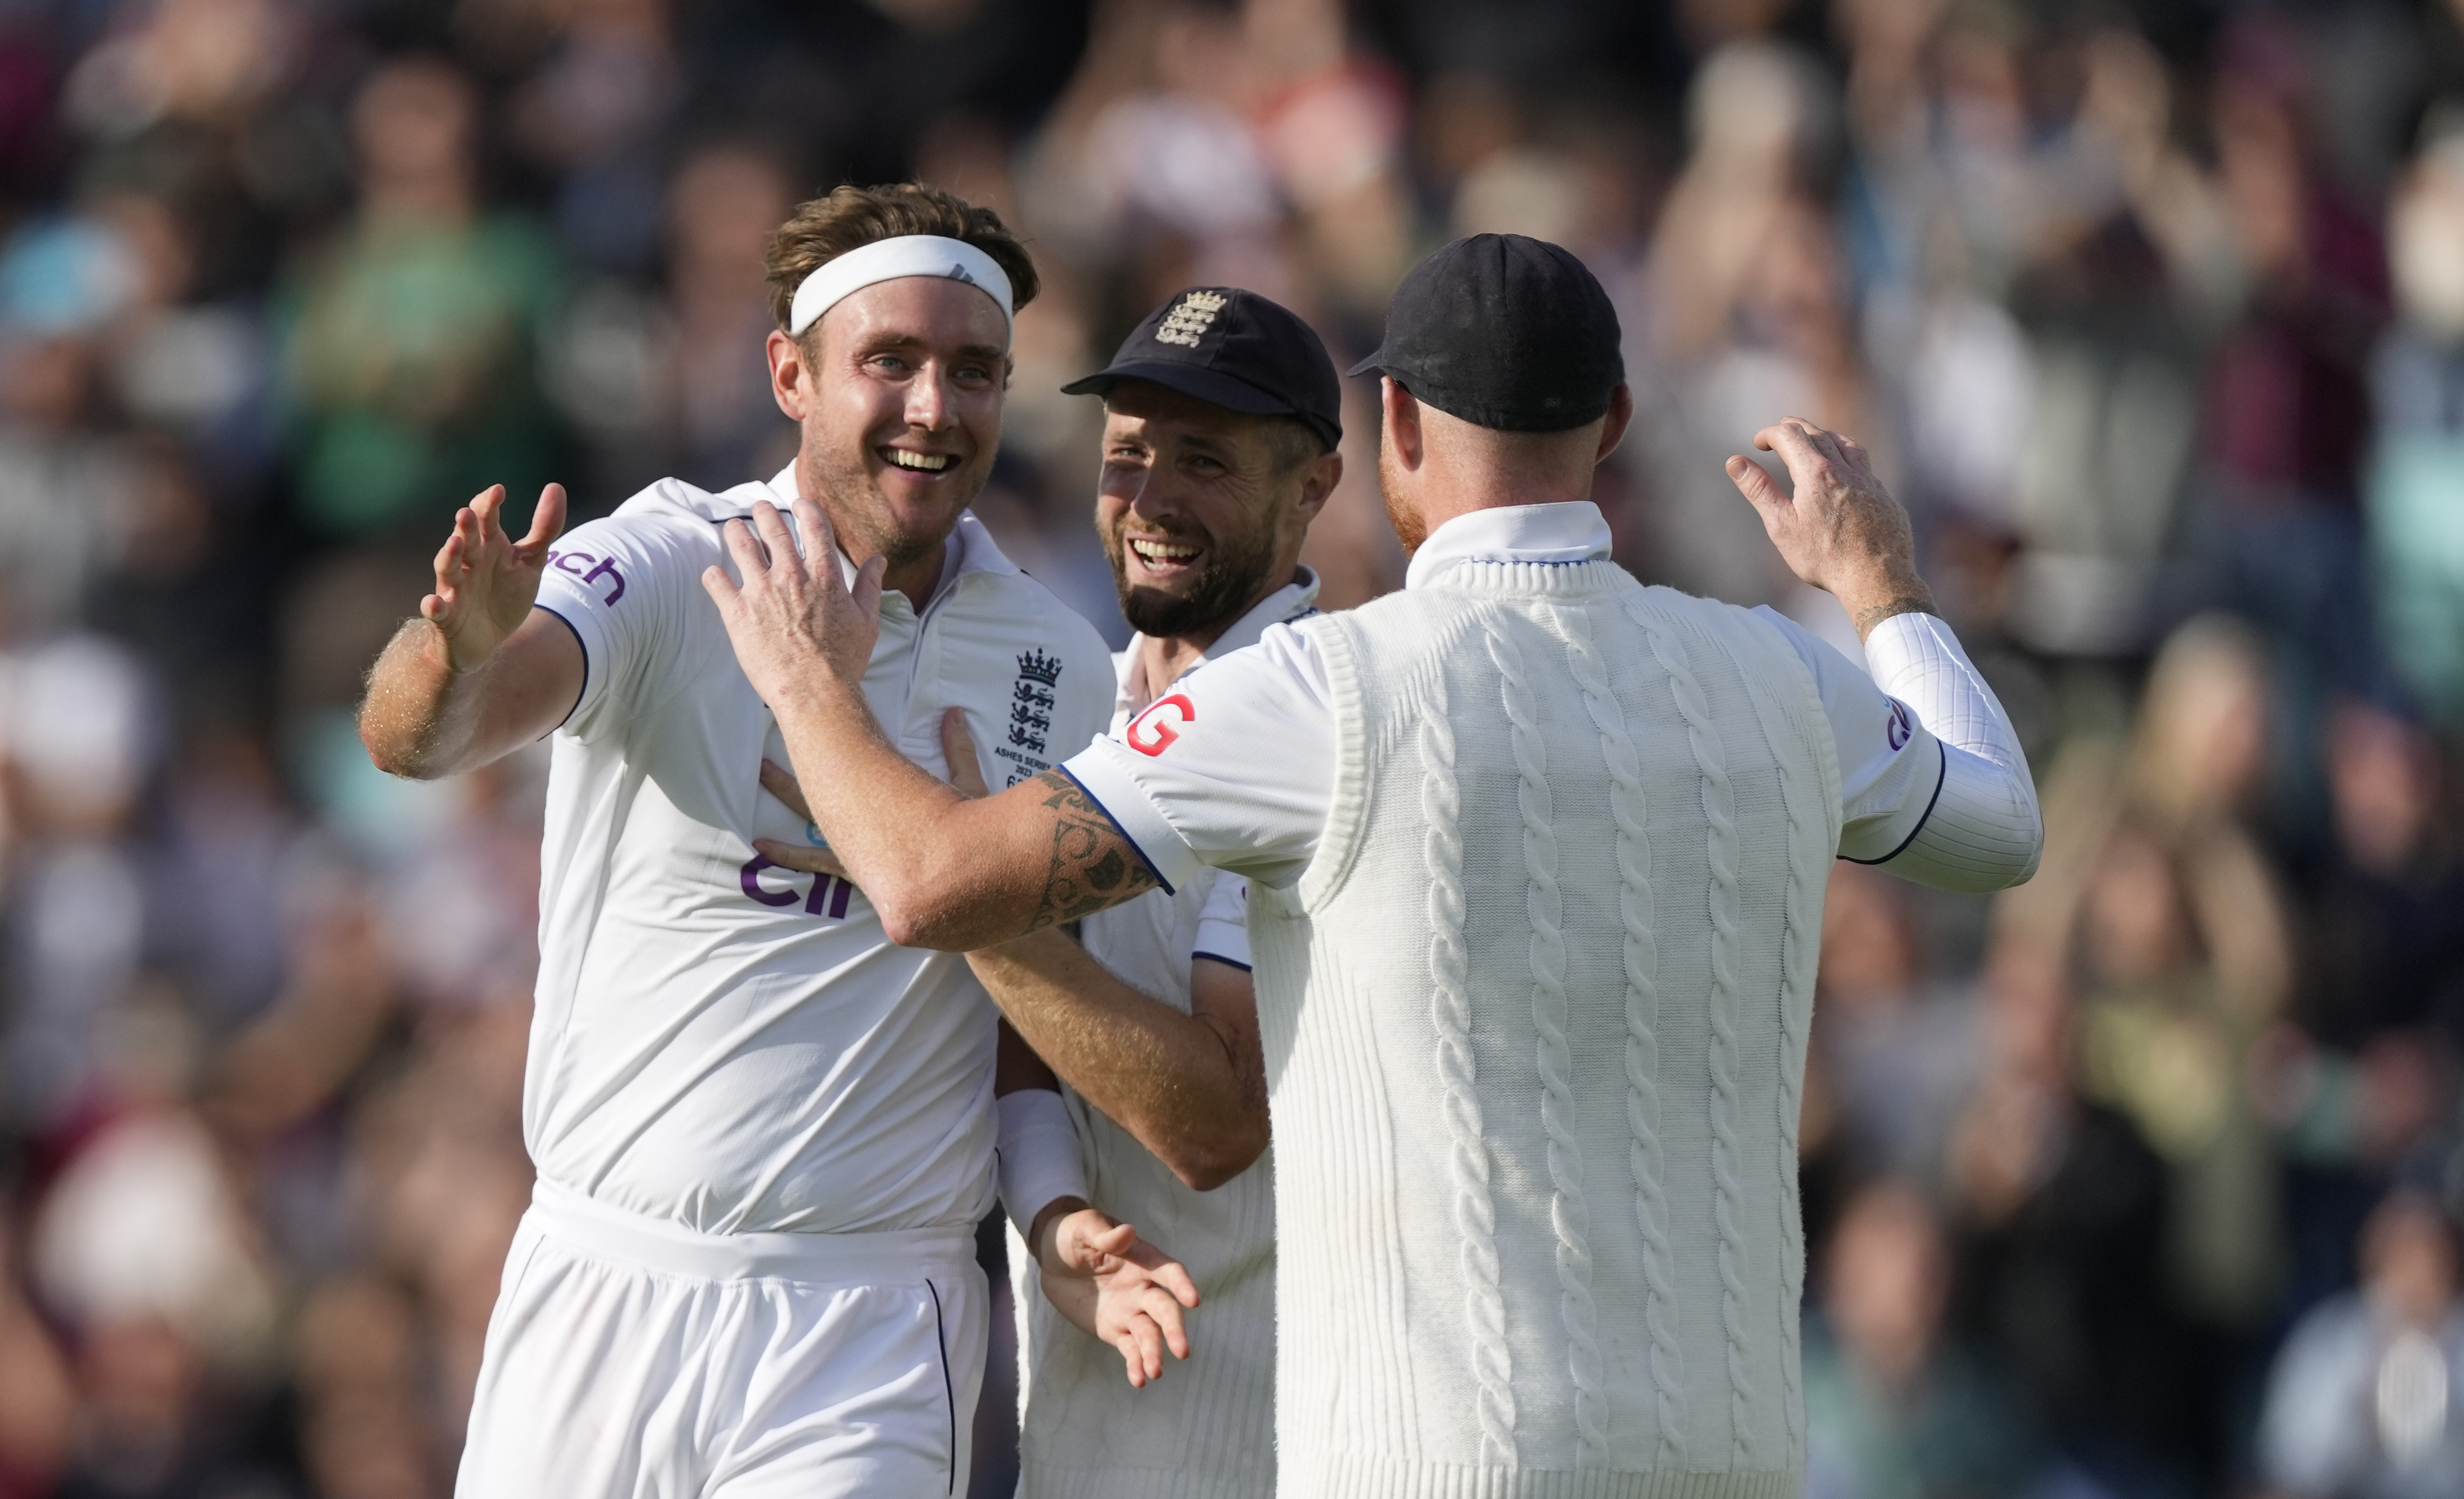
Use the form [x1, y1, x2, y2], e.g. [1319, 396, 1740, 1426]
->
[359, 183, 1193, 1498]
[700, 232, 2045, 1498]
[760, 284, 1348, 1498]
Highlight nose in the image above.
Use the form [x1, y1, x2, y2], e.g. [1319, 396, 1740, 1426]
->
[1125, 464, 1180, 520]
[905, 363, 952, 431]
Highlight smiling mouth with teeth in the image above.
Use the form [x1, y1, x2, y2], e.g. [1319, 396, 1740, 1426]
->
[884, 449, 953, 473]
[1127, 536, 1202, 566]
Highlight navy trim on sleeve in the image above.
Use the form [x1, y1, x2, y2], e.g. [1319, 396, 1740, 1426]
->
[1840, 738, 1948, 867]
[532, 604, 591, 734]
[1191, 951, 1253, 973]
[1055, 765, 1177, 897]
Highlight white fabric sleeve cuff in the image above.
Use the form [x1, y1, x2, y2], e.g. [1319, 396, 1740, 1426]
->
[1192, 874, 1251, 970]
[1056, 747, 1202, 894]
[1859, 613, 2043, 891]
[996, 1089, 1088, 1241]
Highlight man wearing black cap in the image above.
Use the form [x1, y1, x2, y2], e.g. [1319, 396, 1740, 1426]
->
[756, 286, 1342, 1498]
[704, 234, 2044, 1496]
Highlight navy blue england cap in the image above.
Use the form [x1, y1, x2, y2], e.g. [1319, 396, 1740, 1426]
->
[1348, 233, 1624, 432]
[1063, 287, 1343, 453]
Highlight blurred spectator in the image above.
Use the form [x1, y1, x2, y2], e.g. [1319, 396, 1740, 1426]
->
[280, 57, 566, 541]
[1947, 938, 2221, 1495]
[1629, 39, 1846, 611]
[0, 1208, 73, 1498]
[0, 0, 2452, 1490]
[2294, 700, 2464, 1054]
[1813, 864, 1978, 1182]
[1804, 1180, 2040, 1499]
[509, 0, 681, 276]
[2259, 1190, 2464, 1499]
[545, 139, 795, 503]
[2370, 105, 2464, 728]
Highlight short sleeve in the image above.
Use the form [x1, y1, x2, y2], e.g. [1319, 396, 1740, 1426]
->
[535, 516, 700, 740]
[1191, 874, 1251, 972]
[1059, 624, 1337, 893]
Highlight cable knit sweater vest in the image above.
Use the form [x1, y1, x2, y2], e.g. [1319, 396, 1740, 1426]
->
[1246, 560, 1841, 1498]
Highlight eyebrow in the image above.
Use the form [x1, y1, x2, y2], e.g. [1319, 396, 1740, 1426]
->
[851, 334, 1009, 365]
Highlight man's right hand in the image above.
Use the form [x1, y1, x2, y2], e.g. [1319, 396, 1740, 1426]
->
[423, 482, 567, 671]
[1725, 418, 1935, 640]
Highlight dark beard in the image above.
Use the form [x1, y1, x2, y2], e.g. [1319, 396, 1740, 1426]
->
[1109, 522, 1280, 640]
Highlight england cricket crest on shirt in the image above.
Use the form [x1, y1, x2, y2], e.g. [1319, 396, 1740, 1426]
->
[997, 648, 1064, 786]
[1154, 290, 1227, 348]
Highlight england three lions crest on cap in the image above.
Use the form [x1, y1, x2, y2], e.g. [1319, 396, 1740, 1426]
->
[1154, 291, 1228, 348]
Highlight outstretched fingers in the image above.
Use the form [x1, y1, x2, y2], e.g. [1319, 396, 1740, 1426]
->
[1117, 1239, 1201, 1309]
[514, 482, 568, 561]
[719, 513, 771, 582]
[468, 483, 510, 549]
[748, 499, 800, 580]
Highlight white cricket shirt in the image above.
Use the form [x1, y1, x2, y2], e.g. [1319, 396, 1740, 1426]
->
[1064, 502, 2034, 893]
[1014, 575, 1308, 1499]
[526, 466, 1115, 1236]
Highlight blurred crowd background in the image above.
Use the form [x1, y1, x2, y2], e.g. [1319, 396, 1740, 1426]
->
[0, 0, 2457, 1494]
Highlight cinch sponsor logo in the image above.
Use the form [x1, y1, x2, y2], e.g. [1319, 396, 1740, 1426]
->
[739, 854, 856, 920]
[1126, 694, 1195, 756]
[1886, 698, 1912, 752]
[546, 549, 625, 605]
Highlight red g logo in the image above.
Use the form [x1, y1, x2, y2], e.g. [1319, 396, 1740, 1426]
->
[1126, 694, 1196, 756]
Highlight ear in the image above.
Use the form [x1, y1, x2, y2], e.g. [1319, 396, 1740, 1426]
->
[1380, 377, 1424, 471]
[767, 329, 811, 420]
[1595, 383, 1634, 465]
[1291, 449, 1343, 524]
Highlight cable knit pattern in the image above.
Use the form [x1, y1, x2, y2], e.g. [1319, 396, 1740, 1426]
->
[1631, 597, 1756, 1463]
[1418, 668, 1519, 1464]
[1744, 666, 1832, 1460]
[1239, 562, 1840, 1497]
[1558, 600, 1688, 1465]
[1488, 619, 1610, 1468]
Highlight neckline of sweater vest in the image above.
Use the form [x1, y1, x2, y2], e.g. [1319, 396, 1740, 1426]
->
[1429, 557, 1632, 596]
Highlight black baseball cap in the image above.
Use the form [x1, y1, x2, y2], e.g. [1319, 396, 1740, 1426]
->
[1063, 287, 1343, 453]
[1348, 234, 1624, 432]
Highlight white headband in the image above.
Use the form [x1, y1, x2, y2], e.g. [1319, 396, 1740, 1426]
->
[787, 235, 1014, 340]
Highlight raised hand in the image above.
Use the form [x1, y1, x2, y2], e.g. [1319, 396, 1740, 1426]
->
[1039, 1207, 1201, 1387]
[1725, 418, 1935, 639]
[702, 497, 885, 712]
[422, 484, 567, 671]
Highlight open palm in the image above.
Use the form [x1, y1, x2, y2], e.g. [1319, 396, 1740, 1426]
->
[423, 483, 567, 671]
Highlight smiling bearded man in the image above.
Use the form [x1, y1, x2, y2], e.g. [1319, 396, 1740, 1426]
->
[357, 183, 1197, 1499]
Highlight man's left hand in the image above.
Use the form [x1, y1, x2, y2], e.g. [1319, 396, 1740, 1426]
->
[1037, 1206, 1201, 1387]
[702, 496, 886, 709]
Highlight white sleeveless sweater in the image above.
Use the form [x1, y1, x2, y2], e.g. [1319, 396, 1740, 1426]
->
[1246, 559, 1840, 1498]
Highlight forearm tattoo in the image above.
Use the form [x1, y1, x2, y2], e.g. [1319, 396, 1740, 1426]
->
[1852, 596, 1939, 638]
[1027, 771, 1159, 932]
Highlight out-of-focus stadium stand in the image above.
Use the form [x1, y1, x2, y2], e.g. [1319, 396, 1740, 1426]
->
[0, 1, 2459, 1496]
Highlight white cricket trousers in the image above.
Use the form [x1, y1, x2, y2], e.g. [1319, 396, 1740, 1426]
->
[456, 1179, 987, 1499]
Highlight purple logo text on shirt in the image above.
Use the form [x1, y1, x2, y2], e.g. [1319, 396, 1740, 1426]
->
[1886, 699, 1913, 752]
[546, 549, 625, 606]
